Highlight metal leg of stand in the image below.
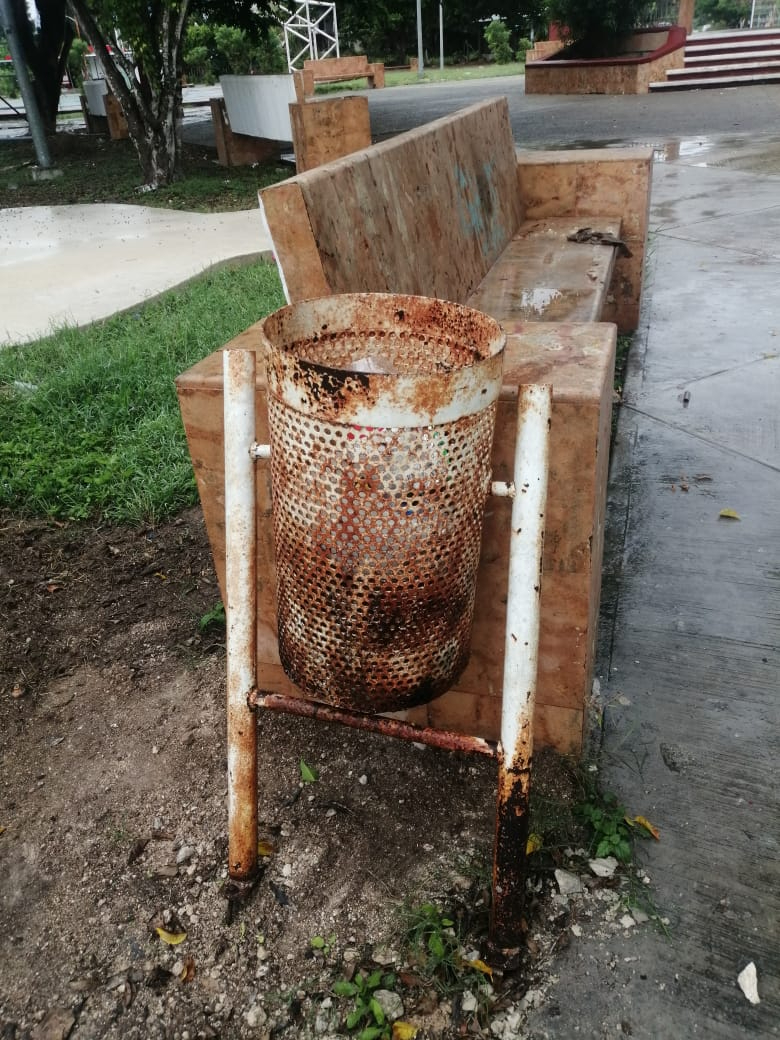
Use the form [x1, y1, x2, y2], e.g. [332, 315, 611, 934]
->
[490, 384, 552, 952]
[223, 348, 259, 880]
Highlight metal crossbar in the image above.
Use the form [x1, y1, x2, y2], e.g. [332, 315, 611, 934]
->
[283, 0, 339, 72]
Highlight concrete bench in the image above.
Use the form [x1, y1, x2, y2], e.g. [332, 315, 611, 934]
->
[176, 97, 652, 755]
[294, 55, 385, 101]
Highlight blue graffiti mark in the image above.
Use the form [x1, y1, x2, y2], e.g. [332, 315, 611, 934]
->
[455, 159, 506, 256]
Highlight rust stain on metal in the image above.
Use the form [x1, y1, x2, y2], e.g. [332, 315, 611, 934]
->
[251, 691, 497, 757]
[491, 743, 533, 949]
[260, 293, 505, 714]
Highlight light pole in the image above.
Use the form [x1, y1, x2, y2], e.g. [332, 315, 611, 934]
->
[416, 0, 424, 76]
[439, 1, 444, 70]
[0, 0, 52, 170]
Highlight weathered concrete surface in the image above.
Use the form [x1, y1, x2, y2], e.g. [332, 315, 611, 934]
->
[524, 146, 780, 1039]
[0, 204, 271, 345]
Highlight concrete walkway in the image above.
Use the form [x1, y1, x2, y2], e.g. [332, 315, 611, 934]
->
[525, 143, 780, 1038]
[0, 203, 271, 345]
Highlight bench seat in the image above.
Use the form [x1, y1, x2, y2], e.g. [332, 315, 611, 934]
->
[467, 217, 621, 324]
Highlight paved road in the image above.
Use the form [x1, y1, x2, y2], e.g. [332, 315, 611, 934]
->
[364, 75, 780, 148]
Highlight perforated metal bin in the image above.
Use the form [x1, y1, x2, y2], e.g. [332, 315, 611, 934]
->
[260, 293, 506, 713]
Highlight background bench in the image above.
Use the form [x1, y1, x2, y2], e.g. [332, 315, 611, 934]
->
[177, 98, 652, 755]
[295, 55, 385, 101]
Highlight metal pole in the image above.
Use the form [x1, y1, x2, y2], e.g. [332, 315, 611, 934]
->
[490, 384, 552, 952]
[0, 0, 52, 169]
[416, 0, 424, 76]
[750, 0, 757, 28]
[223, 348, 259, 881]
[439, 2, 444, 70]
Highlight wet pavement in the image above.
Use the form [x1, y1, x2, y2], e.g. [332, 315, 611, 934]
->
[524, 138, 780, 1040]
[3, 83, 779, 1034]
[0, 204, 271, 345]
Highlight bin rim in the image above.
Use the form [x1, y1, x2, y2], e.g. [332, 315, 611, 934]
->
[261, 292, 506, 429]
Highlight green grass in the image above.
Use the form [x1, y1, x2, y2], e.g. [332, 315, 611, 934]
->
[0, 260, 285, 525]
[314, 61, 525, 95]
[0, 135, 289, 211]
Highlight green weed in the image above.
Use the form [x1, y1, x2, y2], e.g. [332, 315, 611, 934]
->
[199, 601, 226, 631]
[332, 969, 397, 1039]
[576, 793, 634, 862]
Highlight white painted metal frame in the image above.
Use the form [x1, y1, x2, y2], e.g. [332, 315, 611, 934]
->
[283, 1, 340, 72]
[222, 346, 552, 948]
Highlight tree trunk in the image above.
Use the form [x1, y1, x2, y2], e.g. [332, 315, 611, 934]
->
[11, 0, 74, 132]
[68, 0, 190, 188]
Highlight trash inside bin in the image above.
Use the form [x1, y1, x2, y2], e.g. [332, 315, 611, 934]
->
[261, 293, 506, 713]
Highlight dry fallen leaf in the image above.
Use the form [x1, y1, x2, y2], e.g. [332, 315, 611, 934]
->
[155, 927, 187, 946]
[719, 508, 741, 520]
[179, 956, 196, 983]
[392, 1024, 419, 1040]
[257, 839, 276, 858]
[631, 815, 661, 840]
[526, 832, 543, 854]
[466, 958, 494, 979]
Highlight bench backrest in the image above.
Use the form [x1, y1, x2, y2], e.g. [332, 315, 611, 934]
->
[259, 98, 524, 305]
[303, 56, 370, 77]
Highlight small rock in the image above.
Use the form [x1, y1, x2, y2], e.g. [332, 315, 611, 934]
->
[371, 946, 398, 966]
[620, 914, 636, 929]
[588, 857, 618, 878]
[631, 908, 650, 925]
[520, 988, 544, 1010]
[554, 869, 583, 896]
[244, 1004, 267, 1028]
[461, 990, 478, 1013]
[570, 924, 582, 937]
[281, 863, 292, 878]
[30, 1008, 76, 1040]
[176, 845, 195, 866]
[490, 1007, 523, 1039]
[373, 990, 404, 1022]
[737, 962, 760, 1005]
[358, 774, 368, 785]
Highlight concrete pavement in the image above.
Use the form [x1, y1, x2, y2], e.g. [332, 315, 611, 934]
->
[0, 204, 271, 345]
[523, 140, 780, 1039]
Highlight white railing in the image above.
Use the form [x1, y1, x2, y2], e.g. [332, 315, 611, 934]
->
[636, 1, 680, 27]
[749, 0, 780, 27]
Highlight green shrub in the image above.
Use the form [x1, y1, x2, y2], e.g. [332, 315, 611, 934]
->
[515, 37, 533, 61]
[67, 38, 89, 90]
[483, 18, 513, 64]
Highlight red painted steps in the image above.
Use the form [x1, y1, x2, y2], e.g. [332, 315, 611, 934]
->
[650, 28, 780, 91]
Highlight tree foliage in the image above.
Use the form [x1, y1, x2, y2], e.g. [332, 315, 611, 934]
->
[693, 0, 752, 27]
[546, 0, 651, 57]
[336, 0, 545, 65]
[67, 0, 273, 188]
[183, 19, 285, 83]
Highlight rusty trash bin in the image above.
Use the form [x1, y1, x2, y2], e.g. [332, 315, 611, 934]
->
[259, 293, 506, 713]
[222, 293, 552, 951]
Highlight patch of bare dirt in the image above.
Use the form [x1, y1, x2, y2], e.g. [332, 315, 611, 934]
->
[0, 507, 581, 1040]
